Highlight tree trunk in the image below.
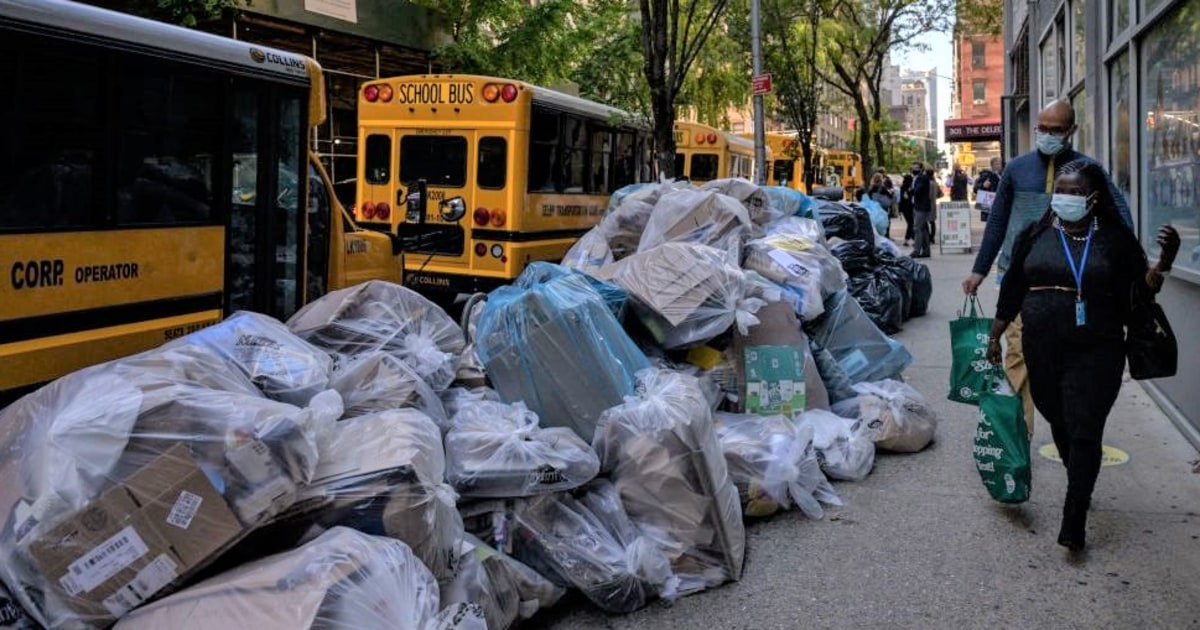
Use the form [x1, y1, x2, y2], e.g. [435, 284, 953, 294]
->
[652, 86, 677, 179]
[854, 98, 872, 182]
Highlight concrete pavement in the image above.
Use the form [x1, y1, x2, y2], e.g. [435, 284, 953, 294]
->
[532, 224, 1200, 630]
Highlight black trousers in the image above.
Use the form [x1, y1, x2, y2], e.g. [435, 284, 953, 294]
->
[1023, 333, 1125, 506]
[901, 205, 914, 241]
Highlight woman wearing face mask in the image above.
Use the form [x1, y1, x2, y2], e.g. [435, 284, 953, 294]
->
[986, 161, 1180, 552]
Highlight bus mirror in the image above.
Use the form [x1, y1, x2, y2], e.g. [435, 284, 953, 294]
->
[405, 179, 427, 224]
[440, 196, 467, 222]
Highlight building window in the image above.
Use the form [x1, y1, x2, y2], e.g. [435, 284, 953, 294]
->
[972, 80, 986, 103]
[1110, 0, 1129, 39]
[1109, 53, 1130, 201]
[1143, 0, 1167, 15]
[1073, 0, 1086, 85]
[972, 41, 986, 68]
[1071, 89, 1088, 155]
[1041, 36, 1057, 103]
[1140, 0, 1200, 278]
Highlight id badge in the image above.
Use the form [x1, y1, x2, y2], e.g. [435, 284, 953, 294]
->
[1075, 298, 1087, 327]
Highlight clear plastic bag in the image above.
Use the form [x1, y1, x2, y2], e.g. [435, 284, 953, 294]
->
[287, 280, 466, 391]
[509, 480, 677, 614]
[445, 400, 600, 498]
[475, 274, 650, 440]
[699, 178, 778, 229]
[113, 527, 484, 630]
[329, 352, 447, 426]
[0, 358, 342, 629]
[163, 311, 334, 406]
[714, 413, 841, 519]
[761, 186, 815, 219]
[440, 534, 565, 630]
[805, 291, 912, 384]
[440, 387, 503, 421]
[514, 261, 628, 320]
[593, 369, 745, 594]
[838, 380, 937, 453]
[638, 189, 752, 255]
[560, 227, 613, 273]
[599, 242, 764, 349]
[794, 409, 876, 481]
[743, 219, 846, 322]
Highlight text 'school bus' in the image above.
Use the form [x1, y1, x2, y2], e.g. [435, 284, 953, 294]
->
[0, 0, 403, 403]
[673, 121, 764, 184]
[354, 74, 653, 296]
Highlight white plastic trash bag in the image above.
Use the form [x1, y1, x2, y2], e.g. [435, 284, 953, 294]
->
[440, 534, 565, 630]
[639, 189, 752, 255]
[794, 409, 876, 481]
[700, 178, 777, 229]
[561, 227, 613, 273]
[714, 413, 841, 520]
[287, 281, 466, 391]
[835, 380, 937, 453]
[744, 218, 846, 322]
[445, 401, 600, 498]
[330, 351, 447, 426]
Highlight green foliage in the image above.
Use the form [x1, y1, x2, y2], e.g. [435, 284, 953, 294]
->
[85, 0, 243, 26]
[956, 0, 1002, 36]
[573, 13, 652, 116]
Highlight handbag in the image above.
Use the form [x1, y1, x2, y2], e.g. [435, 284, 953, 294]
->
[1126, 283, 1177, 380]
[948, 296, 992, 405]
[974, 368, 1031, 504]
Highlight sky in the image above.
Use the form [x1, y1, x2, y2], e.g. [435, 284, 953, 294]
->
[894, 30, 956, 149]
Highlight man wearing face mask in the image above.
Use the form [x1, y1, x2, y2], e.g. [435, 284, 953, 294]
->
[961, 99, 1133, 434]
[910, 162, 933, 257]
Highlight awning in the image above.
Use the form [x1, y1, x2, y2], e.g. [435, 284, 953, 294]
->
[945, 117, 1002, 142]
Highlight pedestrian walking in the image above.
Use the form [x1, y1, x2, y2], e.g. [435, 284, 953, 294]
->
[974, 156, 1003, 221]
[910, 162, 933, 258]
[986, 161, 1179, 551]
[962, 99, 1133, 435]
[868, 172, 896, 214]
[899, 170, 915, 246]
[950, 166, 970, 202]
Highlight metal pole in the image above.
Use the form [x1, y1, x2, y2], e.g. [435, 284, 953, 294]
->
[751, 0, 766, 185]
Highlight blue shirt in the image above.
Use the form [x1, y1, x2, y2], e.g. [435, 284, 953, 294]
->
[971, 148, 1133, 276]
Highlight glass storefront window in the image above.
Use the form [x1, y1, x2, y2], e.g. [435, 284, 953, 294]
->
[1041, 37, 1057, 102]
[1110, 0, 1129, 41]
[1143, 0, 1168, 15]
[1140, 0, 1200, 277]
[1072, 90, 1089, 155]
[1073, 0, 1086, 84]
[1109, 53, 1131, 201]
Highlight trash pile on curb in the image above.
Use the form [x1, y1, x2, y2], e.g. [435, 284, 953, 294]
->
[0, 179, 938, 629]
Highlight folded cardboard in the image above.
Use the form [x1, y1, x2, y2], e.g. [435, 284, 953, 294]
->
[22, 443, 243, 624]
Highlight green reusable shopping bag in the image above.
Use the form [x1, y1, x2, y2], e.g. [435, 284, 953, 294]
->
[974, 369, 1031, 504]
[948, 295, 993, 405]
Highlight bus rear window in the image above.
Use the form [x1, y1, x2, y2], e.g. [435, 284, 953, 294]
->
[690, 154, 719, 181]
[773, 159, 794, 184]
[477, 137, 507, 189]
[400, 135, 467, 187]
[365, 134, 390, 185]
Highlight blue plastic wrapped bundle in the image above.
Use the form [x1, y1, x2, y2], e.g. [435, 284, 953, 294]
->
[856, 197, 891, 236]
[476, 274, 651, 440]
[761, 186, 815, 219]
[514, 261, 628, 320]
[804, 291, 912, 384]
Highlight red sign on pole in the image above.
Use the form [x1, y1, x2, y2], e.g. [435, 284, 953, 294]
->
[752, 73, 773, 96]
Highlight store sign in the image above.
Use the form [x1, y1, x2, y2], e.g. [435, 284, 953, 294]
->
[305, 0, 358, 23]
[945, 121, 1002, 142]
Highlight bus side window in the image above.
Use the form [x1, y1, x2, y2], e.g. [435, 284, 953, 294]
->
[528, 107, 559, 192]
[561, 116, 586, 193]
[478, 137, 507, 189]
[612, 132, 636, 189]
[365, 134, 391, 185]
[589, 128, 611, 194]
[691, 154, 719, 181]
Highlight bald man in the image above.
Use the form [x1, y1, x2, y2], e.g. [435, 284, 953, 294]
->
[961, 99, 1133, 436]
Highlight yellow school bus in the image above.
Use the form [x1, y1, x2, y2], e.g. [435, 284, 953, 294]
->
[824, 149, 864, 200]
[674, 121, 764, 183]
[0, 0, 402, 401]
[354, 74, 652, 296]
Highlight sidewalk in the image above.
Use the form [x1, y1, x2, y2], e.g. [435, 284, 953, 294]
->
[535, 231, 1200, 629]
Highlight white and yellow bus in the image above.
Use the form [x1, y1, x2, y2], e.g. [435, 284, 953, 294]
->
[0, 0, 403, 402]
[354, 74, 653, 296]
[674, 121, 762, 183]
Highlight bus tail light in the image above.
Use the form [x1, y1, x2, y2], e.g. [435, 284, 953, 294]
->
[706, 132, 718, 144]
[489, 208, 506, 227]
[375, 202, 392, 220]
[363, 85, 380, 102]
[473, 207, 491, 226]
[482, 84, 500, 103]
[500, 84, 518, 103]
[694, 132, 705, 144]
[362, 201, 377, 219]
[474, 243, 487, 257]
[378, 84, 394, 102]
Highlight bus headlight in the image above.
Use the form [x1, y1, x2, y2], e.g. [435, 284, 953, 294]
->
[440, 196, 467, 221]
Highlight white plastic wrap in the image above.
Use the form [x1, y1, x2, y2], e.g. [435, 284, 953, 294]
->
[114, 527, 485, 630]
[834, 380, 937, 453]
[0, 357, 342, 629]
[598, 242, 764, 349]
[440, 387, 503, 420]
[593, 369, 746, 594]
[560, 227, 614, 273]
[744, 218, 847, 322]
[445, 401, 600, 498]
[638, 189, 752, 255]
[440, 534, 565, 630]
[329, 352, 447, 426]
[794, 409, 876, 481]
[510, 481, 678, 613]
[163, 311, 334, 406]
[700, 178, 779, 230]
[714, 413, 841, 520]
[287, 280, 466, 391]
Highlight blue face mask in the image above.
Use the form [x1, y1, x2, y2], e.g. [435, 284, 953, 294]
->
[1051, 193, 1090, 222]
[1036, 131, 1067, 155]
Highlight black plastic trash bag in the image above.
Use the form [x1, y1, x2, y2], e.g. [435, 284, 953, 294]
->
[847, 271, 904, 334]
[832, 240, 876, 275]
[876, 251, 914, 322]
[816, 202, 874, 245]
[894, 256, 932, 317]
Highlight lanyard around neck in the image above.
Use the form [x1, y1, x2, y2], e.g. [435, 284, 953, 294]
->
[1057, 221, 1094, 299]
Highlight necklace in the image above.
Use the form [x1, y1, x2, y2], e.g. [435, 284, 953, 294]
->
[1054, 217, 1098, 242]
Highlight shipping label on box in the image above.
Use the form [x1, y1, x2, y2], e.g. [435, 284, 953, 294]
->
[744, 345, 806, 418]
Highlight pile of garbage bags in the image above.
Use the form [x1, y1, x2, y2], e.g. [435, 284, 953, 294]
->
[0, 178, 938, 629]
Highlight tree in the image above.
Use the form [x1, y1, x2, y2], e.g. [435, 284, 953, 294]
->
[956, 0, 1002, 36]
[641, 0, 734, 177]
[85, 0, 242, 26]
[760, 0, 825, 191]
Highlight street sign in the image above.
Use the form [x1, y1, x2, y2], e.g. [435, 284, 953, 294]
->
[938, 201, 973, 254]
[752, 73, 773, 96]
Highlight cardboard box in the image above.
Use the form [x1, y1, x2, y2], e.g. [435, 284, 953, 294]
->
[22, 443, 244, 624]
[733, 301, 808, 417]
